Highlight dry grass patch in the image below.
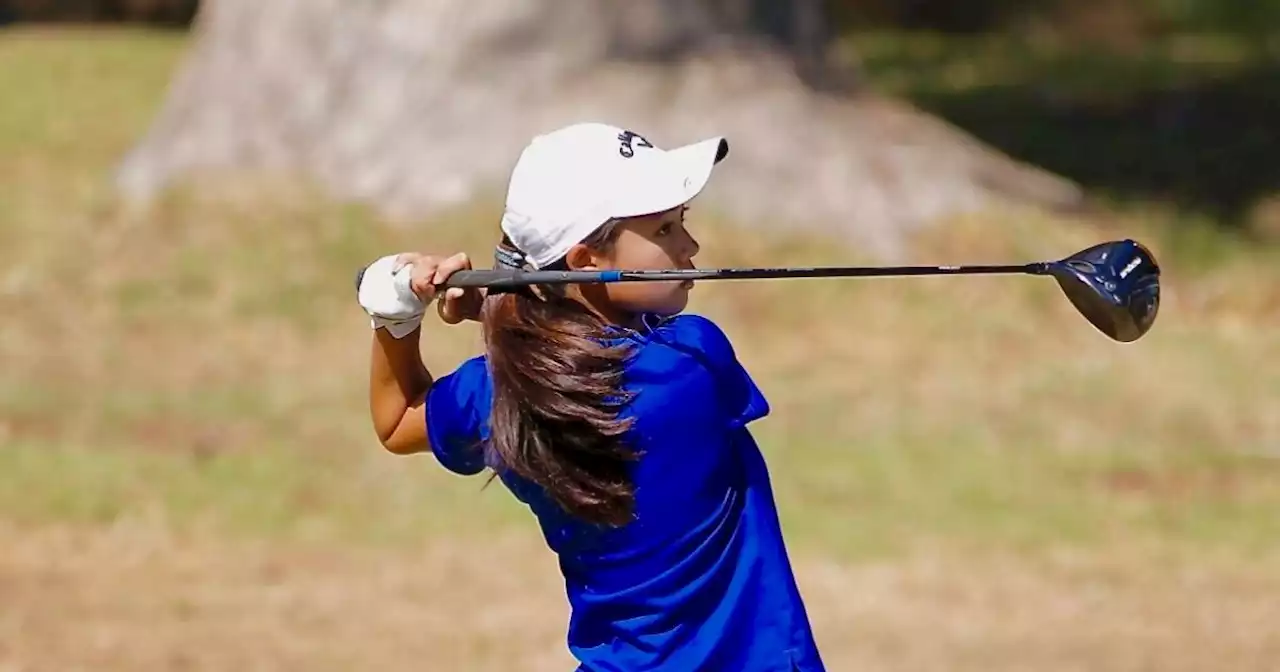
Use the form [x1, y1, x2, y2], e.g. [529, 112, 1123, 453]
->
[3, 521, 1278, 672]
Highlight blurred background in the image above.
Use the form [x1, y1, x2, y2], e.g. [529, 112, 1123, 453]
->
[1, 1, 1277, 670]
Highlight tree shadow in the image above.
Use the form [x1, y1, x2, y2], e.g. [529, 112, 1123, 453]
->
[870, 39, 1280, 227]
[0, 1, 198, 28]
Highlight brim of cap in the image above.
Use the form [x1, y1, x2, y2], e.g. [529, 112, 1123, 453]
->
[611, 136, 730, 219]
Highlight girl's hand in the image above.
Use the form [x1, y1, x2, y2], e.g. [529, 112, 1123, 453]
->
[395, 252, 484, 325]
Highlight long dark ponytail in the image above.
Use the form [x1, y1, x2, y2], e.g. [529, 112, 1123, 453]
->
[480, 222, 641, 526]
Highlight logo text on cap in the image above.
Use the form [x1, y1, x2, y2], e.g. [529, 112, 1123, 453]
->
[618, 131, 654, 158]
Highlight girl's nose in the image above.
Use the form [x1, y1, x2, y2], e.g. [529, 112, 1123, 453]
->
[684, 229, 701, 259]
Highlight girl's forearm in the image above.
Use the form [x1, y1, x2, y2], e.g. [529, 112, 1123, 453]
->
[369, 326, 432, 450]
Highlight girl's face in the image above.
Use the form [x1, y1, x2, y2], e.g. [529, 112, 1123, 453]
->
[566, 205, 701, 323]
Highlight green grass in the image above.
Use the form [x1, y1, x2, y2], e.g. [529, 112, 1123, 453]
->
[0, 438, 529, 544]
[1, 26, 1278, 568]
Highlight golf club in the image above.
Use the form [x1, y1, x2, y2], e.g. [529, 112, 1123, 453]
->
[366, 239, 1161, 343]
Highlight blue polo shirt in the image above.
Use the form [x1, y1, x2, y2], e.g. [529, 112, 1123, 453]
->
[425, 313, 825, 671]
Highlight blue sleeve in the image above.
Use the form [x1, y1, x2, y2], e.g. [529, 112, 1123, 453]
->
[671, 314, 770, 428]
[424, 356, 490, 476]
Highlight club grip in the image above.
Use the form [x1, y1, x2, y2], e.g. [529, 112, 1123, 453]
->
[439, 269, 523, 288]
[353, 266, 620, 292]
[443, 269, 619, 288]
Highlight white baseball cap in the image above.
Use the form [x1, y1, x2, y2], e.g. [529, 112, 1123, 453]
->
[499, 122, 729, 269]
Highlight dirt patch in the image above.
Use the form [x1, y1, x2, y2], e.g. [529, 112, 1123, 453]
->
[3, 521, 1278, 671]
[0, 521, 575, 672]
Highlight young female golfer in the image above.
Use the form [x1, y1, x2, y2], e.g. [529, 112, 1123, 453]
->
[357, 122, 825, 671]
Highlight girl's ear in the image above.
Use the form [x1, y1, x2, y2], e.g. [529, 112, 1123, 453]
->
[564, 243, 603, 271]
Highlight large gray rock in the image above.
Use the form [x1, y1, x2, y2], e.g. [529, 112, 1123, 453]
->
[116, 0, 1083, 259]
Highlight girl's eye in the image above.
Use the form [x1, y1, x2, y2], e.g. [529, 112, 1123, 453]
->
[656, 223, 673, 236]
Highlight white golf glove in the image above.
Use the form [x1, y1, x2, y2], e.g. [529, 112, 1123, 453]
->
[356, 254, 430, 339]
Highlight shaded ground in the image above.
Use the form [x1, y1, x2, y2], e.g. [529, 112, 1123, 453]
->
[856, 33, 1280, 227]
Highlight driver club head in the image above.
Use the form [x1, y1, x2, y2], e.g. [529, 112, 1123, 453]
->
[1044, 239, 1161, 343]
